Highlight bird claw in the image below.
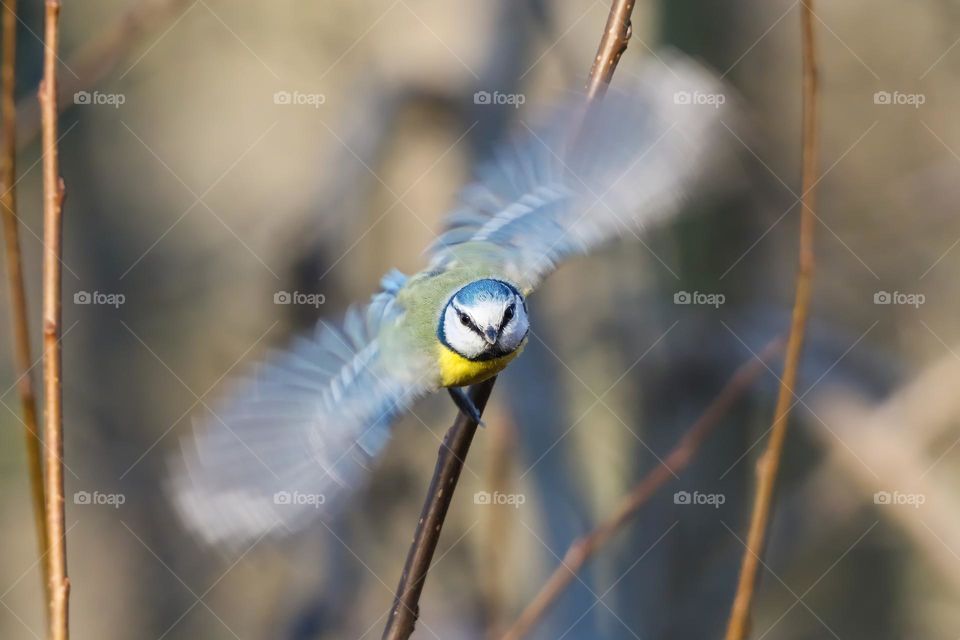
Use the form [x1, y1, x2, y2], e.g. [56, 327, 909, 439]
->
[448, 387, 486, 427]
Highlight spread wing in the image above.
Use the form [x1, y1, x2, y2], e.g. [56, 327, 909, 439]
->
[428, 52, 735, 293]
[169, 270, 434, 548]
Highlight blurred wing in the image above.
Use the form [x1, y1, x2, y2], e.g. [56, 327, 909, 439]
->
[170, 270, 433, 549]
[429, 51, 735, 293]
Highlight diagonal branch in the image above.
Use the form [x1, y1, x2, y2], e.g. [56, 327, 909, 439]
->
[40, 1, 70, 639]
[382, 1, 640, 638]
[724, 2, 819, 638]
[382, 378, 497, 640]
[0, 0, 51, 610]
[500, 338, 784, 640]
[585, 0, 635, 103]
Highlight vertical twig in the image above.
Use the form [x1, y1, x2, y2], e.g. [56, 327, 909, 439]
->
[1, 0, 51, 607]
[382, 1, 639, 638]
[724, 3, 819, 639]
[383, 378, 496, 640]
[500, 339, 783, 640]
[40, 1, 69, 639]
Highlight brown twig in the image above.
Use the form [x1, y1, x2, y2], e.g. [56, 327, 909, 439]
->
[724, 3, 819, 639]
[584, 0, 635, 103]
[1, 0, 51, 608]
[382, 2, 639, 636]
[382, 378, 497, 640]
[16, 0, 195, 150]
[40, 1, 69, 639]
[500, 339, 784, 640]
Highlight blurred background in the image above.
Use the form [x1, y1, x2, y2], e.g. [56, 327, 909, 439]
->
[0, 0, 958, 638]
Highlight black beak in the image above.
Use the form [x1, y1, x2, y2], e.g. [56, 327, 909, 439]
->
[483, 327, 498, 345]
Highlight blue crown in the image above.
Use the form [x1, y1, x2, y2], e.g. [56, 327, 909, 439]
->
[453, 279, 520, 305]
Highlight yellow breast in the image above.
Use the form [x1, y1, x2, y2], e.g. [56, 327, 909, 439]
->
[437, 341, 525, 387]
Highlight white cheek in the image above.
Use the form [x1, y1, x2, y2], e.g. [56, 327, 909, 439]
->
[499, 310, 529, 351]
[444, 309, 486, 359]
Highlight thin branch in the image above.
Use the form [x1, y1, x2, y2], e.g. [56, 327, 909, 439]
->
[500, 339, 784, 640]
[16, 0, 194, 150]
[1, 0, 51, 609]
[584, 0, 635, 103]
[382, 377, 497, 640]
[724, 3, 819, 639]
[40, 1, 69, 639]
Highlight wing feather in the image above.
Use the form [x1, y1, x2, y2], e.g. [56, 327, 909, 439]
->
[429, 51, 736, 292]
[170, 271, 434, 548]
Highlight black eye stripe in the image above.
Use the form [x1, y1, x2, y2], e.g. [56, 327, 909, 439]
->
[453, 307, 483, 336]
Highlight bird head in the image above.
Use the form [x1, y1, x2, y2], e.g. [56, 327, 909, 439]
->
[439, 279, 529, 361]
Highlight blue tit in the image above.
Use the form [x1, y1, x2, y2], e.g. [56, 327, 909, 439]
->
[170, 52, 734, 547]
